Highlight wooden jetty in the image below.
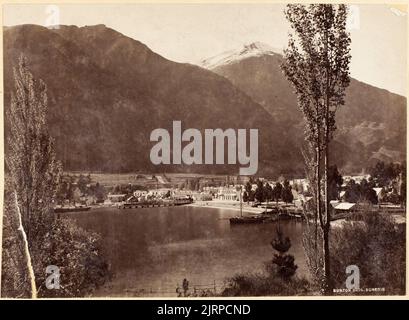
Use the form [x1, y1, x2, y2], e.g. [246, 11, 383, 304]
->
[54, 206, 91, 213]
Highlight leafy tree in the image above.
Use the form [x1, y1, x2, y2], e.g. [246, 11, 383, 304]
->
[72, 187, 82, 204]
[368, 161, 406, 206]
[328, 165, 343, 200]
[282, 4, 351, 293]
[56, 179, 69, 205]
[5, 56, 62, 297]
[344, 180, 360, 203]
[270, 228, 298, 281]
[254, 179, 265, 202]
[272, 182, 283, 204]
[281, 180, 294, 203]
[264, 183, 274, 207]
[242, 191, 249, 203]
[244, 182, 253, 204]
[359, 179, 378, 204]
[344, 179, 377, 204]
[77, 174, 89, 194]
[92, 182, 106, 203]
[368, 161, 399, 187]
[221, 230, 310, 296]
[3, 56, 110, 298]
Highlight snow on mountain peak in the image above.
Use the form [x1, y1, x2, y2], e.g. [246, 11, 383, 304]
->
[200, 42, 281, 70]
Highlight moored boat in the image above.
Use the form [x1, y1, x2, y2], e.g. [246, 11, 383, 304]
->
[54, 205, 91, 213]
[229, 215, 268, 224]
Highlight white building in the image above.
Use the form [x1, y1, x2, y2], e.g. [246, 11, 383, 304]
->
[216, 186, 240, 201]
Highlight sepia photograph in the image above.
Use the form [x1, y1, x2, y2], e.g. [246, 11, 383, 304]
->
[0, 2, 407, 299]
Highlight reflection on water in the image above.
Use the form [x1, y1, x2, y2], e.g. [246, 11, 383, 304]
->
[66, 206, 308, 296]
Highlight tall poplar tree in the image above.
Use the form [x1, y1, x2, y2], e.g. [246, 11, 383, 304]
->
[5, 55, 62, 298]
[4, 56, 110, 298]
[281, 4, 351, 293]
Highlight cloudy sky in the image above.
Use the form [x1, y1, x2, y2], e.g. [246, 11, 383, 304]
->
[3, 3, 407, 96]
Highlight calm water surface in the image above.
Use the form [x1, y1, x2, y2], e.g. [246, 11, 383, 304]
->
[66, 206, 308, 296]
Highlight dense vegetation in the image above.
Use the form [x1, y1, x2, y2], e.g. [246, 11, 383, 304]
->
[2, 57, 111, 298]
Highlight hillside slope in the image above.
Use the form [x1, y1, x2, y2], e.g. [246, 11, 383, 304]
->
[203, 42, 406, 173]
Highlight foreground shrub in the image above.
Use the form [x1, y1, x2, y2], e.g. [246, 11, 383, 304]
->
[330, 212, 405, 295]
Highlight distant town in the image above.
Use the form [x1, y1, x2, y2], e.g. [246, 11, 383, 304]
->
[55, 160, 405, 224]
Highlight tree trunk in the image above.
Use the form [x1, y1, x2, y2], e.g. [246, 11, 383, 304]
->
[14, 192, 37, 299]
[323, 26, 332, 293]
[323, 136, 332, 294]
[323, 225, 331, 294]
[315, 145, 321, 251]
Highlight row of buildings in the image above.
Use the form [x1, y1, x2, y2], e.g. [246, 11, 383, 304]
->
[105, 174, 396, 207]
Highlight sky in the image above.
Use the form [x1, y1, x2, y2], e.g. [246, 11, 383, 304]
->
[3, 3, 407, 96]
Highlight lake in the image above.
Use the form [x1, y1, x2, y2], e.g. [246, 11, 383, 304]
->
[65, 205, 308, 297]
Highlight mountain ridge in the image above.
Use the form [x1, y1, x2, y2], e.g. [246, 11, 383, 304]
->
[200, 41, 283, 70]
[3, 24, 406, 176]
[4, 24, 290, 176]
[202, 48, 406, 173]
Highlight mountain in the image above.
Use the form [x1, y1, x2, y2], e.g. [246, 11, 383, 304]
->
[3, 26, 405, 177]
[4, 25, 295, 176]
[202, 42, 406, 173]
[200, 42, 282, 69]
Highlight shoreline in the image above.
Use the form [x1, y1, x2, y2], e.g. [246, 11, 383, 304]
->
[88, 201, 277, 215]
[187, 201, 269, 215]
